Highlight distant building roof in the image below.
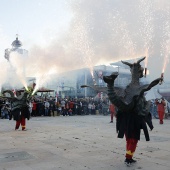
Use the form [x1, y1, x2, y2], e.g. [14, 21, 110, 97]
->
[110, 56, 145, 69]
[11, 35, 22, 48]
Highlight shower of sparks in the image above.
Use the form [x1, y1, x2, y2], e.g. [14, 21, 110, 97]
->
[139, 0, 154, 67]
[73, 22, 94, 67]
[72, 12, 96, 82]
[32, 68, 57, 95]
[32, 75, 46, 95]
[162, 53, 169, 73]
[161, 9, 170, 74]
[90, 67, 97, 85]
[145, 47, 149, 68]
[108, 10, 136, 60]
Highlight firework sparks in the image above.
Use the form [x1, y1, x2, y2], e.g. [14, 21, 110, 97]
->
[109, 10, 136, 59]
[139, 0, 154, 67]
[161, 8, 170, 74]
[145, 48, 149, 68]
[90, 67, 97, 85]
[72, 12, 94, 66]
[71, 11, 96, 84]
[162, 53, 169, 73]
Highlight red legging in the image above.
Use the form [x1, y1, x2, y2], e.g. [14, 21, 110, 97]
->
[110, 112, 115, 121]
[158, 111, 164, 123]
[15, 116, 26, 130]
[125, 136, 138, 159]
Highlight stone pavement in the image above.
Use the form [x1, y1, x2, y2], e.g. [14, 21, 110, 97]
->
[0, 115, 170, 170]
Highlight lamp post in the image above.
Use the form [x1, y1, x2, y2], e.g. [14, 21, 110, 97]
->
[84, 70, 87, 98]
[61, 80, 64, 98]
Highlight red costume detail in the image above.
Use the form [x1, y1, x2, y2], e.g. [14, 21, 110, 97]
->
[15, 114, 26, 130]
[109, 104, 116, 122]
[125, 134, 138, 159]
[155, 99, 166, 124]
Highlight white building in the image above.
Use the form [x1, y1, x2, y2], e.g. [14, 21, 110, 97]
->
[4, 35, 28, 61]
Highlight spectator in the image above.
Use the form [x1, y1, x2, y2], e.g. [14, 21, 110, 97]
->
[32, 100, 37, 117]
[88, 103, 92, 114]
[69, 100, 74, 115]
[49, 103, 56, 116]
[91, 103, 96, 115]
[39, 99, 45, 116]
[44, 100, 50, 116]
[1, 104, 10, 119]
[68, 108, 72, 116]
[155, 98, 166, 124]
[61, 99, 66, 116]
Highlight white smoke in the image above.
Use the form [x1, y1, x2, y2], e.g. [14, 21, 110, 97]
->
[28, 0, 170, 81]
[1, 0, 170, 91]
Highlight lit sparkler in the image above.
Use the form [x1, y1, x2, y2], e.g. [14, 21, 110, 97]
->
[144, 68, 147, 77]
[159, 73, 164, 85]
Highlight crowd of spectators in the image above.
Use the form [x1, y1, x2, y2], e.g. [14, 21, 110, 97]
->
[0, 96, 110, 119]
[1, 95, 170, 120]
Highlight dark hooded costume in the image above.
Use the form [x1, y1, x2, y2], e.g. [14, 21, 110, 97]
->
[103, 57, 162, 164]
[3, 90, 32, 130]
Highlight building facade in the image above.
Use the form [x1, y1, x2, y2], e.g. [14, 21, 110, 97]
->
[4, 35, 28, 61]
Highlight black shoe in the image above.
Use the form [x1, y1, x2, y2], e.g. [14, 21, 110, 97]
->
[110, 121, 113, 123]
[130, 158, 137, 163]
[124, 159, 131, 166]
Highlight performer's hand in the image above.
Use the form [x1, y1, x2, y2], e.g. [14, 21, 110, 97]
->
[103, 72, 119, 85]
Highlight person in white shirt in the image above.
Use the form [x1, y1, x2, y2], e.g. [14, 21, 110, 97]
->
[61, 99, 66, 116]
[44, 100, 50, 116]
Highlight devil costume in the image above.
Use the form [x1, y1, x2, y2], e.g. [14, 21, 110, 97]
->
[103, 57, 162, 166]
[3, 90, 32, 131]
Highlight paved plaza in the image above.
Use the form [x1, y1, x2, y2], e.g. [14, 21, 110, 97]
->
[0, 115, 170, 170]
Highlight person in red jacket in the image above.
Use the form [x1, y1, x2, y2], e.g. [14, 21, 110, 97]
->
[155, 97, 166, 124]
[109, 103, 116, 123]
[69, 100, 74, 115]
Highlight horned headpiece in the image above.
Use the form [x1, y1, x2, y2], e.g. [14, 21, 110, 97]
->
[121, 57, 146, 67]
